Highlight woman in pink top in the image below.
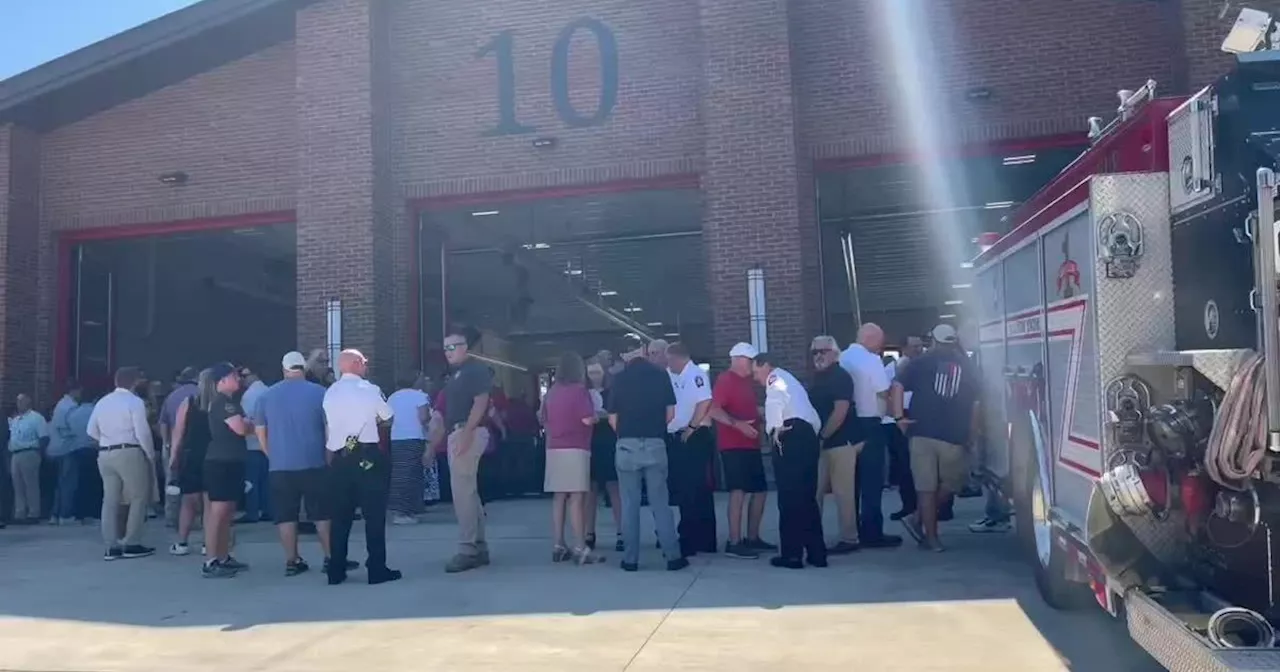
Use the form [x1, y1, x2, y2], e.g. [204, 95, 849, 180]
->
[539, 352, 603, 565]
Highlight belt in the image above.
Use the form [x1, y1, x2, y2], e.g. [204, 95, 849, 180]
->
[9, 446, 39, 453]
[100, 444, 140, 452]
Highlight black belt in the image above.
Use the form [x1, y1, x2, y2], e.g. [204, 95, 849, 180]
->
[100, 444, 140, 452]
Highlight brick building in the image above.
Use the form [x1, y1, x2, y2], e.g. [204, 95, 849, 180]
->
[0, 0, 1266, 403]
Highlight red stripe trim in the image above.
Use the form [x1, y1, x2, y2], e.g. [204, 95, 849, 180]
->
[1069, 435, 1100, 450]
[53, 211, 295, 392]
[813, 133, 1087, 172]
[411, 173, 701, 210]
[1060, 456, 1101, 479]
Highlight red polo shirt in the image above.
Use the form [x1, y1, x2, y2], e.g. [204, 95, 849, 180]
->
[712, 370, 760, 451]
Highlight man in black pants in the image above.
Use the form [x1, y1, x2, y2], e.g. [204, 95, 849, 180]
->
[752, 353, 826, 569]
[321, 349, 400, 585]
[664, 342, 717, 557]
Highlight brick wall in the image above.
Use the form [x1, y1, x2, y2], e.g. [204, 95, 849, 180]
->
[1, 125, 41, 403]
[1182, 0, 1280, 89]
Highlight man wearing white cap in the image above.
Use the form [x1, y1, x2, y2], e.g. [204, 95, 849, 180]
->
[890, 324, 979, 552]
[709, 342, 773, 558]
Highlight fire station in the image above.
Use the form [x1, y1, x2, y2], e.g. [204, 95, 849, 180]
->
[0, 0, 1261, 401]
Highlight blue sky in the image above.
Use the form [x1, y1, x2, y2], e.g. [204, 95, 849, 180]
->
[0, 1, 202, 80]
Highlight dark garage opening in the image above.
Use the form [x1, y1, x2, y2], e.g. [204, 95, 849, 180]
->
[418, 188, 711, 381]
[67, 223, 297, 388]
[817, 144, 1087, 345]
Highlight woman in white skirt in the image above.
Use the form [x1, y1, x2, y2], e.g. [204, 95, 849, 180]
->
[539, 352, 603, 565]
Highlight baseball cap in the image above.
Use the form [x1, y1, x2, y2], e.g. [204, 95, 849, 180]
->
[281, 351, 307, 371]
[729, 342, 759, 359]
[931, 324, 958, 344]
[209, 361, 238, 381]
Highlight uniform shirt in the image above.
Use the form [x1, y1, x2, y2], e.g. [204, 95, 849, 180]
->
[206, 392, 248, 462]
[48, 395, 79, 457]
[254, 378, 328, 471]
[762, 367, 820, 432]
[712, 370, 760, 451]
[839, 343, 890, 418]
[809, 364, 860, 449]
[240, 380, 269, 452]
[323, 373, 393, 451]
[388, 388, 431, 441]
[667, 360, 712, 433]
[443, 359, 493, 428]
[896, 348, 978, 446]
[87, 388, 156, 461]
[608, 358, 677, 439]
[8, 410, 48, 452]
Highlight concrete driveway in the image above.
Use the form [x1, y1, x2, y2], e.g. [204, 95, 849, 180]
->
[0, 493, 1161, 672]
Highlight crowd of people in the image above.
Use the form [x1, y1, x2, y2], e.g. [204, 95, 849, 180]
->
[0, 319, 1010, 580]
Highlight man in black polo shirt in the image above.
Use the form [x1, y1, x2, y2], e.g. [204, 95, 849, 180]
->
[442, 326, 495, 574]
[809, 335, 862, 555]
[203, 362, 253, 578]
[607, 341, 687, 572]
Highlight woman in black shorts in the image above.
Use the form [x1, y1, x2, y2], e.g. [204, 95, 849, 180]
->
[584, 358, 624, 552]
[168, 368, 214, 556]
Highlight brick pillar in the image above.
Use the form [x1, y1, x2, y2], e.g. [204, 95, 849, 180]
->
[1181, 0, 1280, 90]
[0, 124, 40, 404]
[295, 0, 396, 384]
[699, 0, 812, 372]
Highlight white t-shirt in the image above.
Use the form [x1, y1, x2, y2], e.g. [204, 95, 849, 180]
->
[839, 343, 890, 418]
[388, 388, 431, 441]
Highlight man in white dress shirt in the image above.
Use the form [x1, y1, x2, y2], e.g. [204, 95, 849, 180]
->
[752, 353, 826, 570]
[322, 349, 401, 585]
[665, 342, 717, 557]
[838, 323, 903, 548]
[87, 367, 157, 561]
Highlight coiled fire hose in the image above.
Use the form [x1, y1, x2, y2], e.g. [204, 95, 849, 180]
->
[1204, 353, 1269, 491]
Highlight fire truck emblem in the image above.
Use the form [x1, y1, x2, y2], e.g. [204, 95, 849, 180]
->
[1097, 211, 1144, 279]
[1056, 234, 1081, 299]
[1204, 299, 1220, 340]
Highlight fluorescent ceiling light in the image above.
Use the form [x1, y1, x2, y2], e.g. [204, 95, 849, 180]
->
[599, 290, 618, 297]
[945, 299, 964, 306]
[471, 210, 500, 217]
[521, 243, 550, 250]
[985, 201, 1016, 209]
[951, 283, 972, 289]
[564, 269, 583, 276]
[623, 306, 642, 313]
[664, 333, 679, 338]
[939, 313, 957, 319]
[960, 262, 974, 269]
[1002, 155, 1036, 166]
[646, 322, 662, 327]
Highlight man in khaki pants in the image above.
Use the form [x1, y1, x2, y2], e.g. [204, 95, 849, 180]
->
[441, 326, 494, 573]
[808, 336, 862, 554]
[8, 393, 49, 524]
[87, 367, 157, 560]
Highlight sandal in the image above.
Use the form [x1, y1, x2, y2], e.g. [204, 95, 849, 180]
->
[574, 546, 604, 565]
[552, 545, 571, 563]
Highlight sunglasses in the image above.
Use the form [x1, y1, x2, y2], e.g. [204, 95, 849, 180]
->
[443, 343, 465, 352]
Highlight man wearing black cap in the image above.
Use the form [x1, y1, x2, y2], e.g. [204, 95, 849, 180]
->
[891, 324, 979, 552]
[159, 366, 200, 528]
[202, 362, 253, 578]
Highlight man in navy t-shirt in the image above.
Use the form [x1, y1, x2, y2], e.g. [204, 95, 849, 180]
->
[889, 324, 979, 552]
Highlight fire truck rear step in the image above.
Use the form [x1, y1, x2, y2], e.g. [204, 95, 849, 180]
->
[1126, 589, 1280, 671]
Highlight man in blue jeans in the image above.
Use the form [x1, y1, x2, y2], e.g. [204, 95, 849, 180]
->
[839, 324, 903, 548]
[607, 342, 688, 572]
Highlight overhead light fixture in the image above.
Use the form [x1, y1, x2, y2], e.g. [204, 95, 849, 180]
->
[522, 243, 550, 250]
[471, 210, 500, 217]
[623, 305, 642, 313]
[985, 201, 1016, 209]
[939, 313, 957, 319]
[599, 290, 618, 297]
[1002, 155, 1036, 166]
[945, 299, 964, 306]
[960, 262, 974, 269]
[951, 283, 972, 289]
[664, 332, 679, 338]
[158, 171, 189, 186]
[646, 321, 662, 327]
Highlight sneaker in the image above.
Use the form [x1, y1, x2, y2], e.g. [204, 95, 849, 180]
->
[620, 561, 639, 572]
[724, 541, 760, 559]
[103, 547, 124, 561]
[222, 556, 250, 571]
[968, 517, 1012, 534]
[573, 547, 605, 565]
[445, 553, 485, 573]
[745, 537, 777, 551]
[552, 545, 572, 563]
[615, 534, 625, 552]
[322, 558, 360, 574]
[901, 515, 925, 545]
[391, 514, 418, 526]
[169, 542, 191, 556]
[121, 545, 155, 559]
[827, 541, 861, 555]
[202, 559, 238, 579]
[286, 559, 310, 577]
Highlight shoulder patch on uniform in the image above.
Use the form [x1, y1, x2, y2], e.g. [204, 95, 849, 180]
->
[223, 401, 239, 415]
[695, 375, 705, 388]
[766, 373, 778, 386]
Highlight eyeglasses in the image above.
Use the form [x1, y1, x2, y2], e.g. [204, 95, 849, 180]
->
[811, 349, 833, 357]
[443, 343, 465, 352]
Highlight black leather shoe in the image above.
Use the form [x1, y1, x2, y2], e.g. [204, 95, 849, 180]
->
[667, 557, 690, 571]
[769, 556, 804, 569]
[620, 561, 639, 572]
[368, 568, 403, 585]
[806, 555, 829, 568]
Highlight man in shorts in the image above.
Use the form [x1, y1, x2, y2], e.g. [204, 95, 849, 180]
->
[710, 343, 774, 559]
[202, 362, 252, 578]
[890, 324, 979, 552]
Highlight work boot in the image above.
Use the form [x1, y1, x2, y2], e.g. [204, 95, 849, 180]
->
[445, 553, 485, 573]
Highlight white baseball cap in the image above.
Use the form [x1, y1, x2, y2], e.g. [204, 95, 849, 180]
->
[281, 351, 307, 370]
[931, 324, 958, 344]
[729, 342, 759, 359]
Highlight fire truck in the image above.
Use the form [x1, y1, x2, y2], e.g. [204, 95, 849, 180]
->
[972, 8, 1280, 670]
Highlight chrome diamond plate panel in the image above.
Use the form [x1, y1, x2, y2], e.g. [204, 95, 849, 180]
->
[1126, 349, 1255, 393]
[1092, 173, 1189, 565]
[1126, 590, 1280, 672]
[1168, 88, 1218, 217]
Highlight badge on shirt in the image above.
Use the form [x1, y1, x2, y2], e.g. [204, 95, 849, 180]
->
[766, 373, 778, 386]
[695, 376, 705, 388]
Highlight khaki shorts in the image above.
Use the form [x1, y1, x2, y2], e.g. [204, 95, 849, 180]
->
[909, 436, 968, 493]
